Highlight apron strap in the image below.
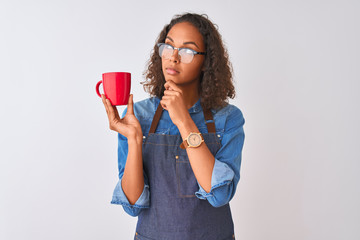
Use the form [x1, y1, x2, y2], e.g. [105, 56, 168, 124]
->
[148, 101, 164, 134]
[202, 104, 216, 133]
[148, 100, 216, 134]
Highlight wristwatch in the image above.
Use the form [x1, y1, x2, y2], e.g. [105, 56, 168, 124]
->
[180, 132, 204, 149]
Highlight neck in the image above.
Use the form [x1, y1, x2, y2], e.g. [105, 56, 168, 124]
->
[177, 80, 200, 109]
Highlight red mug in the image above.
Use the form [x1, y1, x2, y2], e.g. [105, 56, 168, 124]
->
[96, 72, 131, 105]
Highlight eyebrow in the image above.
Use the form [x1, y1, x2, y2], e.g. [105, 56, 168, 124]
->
[166, 36, 200, 49]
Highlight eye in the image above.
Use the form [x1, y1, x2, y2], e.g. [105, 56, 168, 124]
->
[183, 48, 194, 54]
[164, 44, 174, 50]
[179, 48, 195, 56]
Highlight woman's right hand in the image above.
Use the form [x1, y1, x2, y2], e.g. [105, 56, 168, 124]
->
[102, 94, 143, 142]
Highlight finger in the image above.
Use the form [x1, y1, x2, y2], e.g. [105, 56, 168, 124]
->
[161, 95, 171, 100]
[126, 94, 134, 115]
[101, 94, 106, 105]
[162, 95, 177, 102]
[163, 90, 180, 96]
[110, 104, 120, 120]
[166, 86, 174, 91]
[164, 80, 182, 93]
[163, 90, 170, 96]
[102, 94, 110, 114]
[108, 100, 120, 119]
[106, 98, 116, 118]
[164, 84, 174, 91]
[160, 100, 167, 110]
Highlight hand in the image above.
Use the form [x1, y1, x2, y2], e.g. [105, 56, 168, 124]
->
[102, 94, 143, 142]
[160, 80, 191, 127]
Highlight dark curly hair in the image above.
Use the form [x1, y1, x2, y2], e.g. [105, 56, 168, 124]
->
[141, 13, 235, 111]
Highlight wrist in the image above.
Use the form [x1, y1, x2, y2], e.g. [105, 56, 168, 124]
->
[128, 135, 143, 145]
[177, 117, 198, 139]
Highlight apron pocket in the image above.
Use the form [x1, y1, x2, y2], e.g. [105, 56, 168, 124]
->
[135, 232, 155, 240]
[176, 156, 198, 197]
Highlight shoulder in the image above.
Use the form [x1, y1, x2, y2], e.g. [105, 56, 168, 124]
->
[133, 97, 159, 120]
[212, 103, 244, 118]
[211, 103, 245, 132]
[212, 103, 244, 122]
[121, 97, 159, 120]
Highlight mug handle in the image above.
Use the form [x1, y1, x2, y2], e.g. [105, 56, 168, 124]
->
[96, 80, 103, 97]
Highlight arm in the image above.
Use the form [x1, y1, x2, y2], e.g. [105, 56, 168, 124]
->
[177, 106, 245, 207]
[111, 131, 150, 217]
[102, 94, 150, 216]
[177, 118, 215, 193]
[121, 136, 144, 205]
[194, 107, 245, 207]
[160, 81, 245, 207]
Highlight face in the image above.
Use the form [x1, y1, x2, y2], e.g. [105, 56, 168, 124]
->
[161, 22, 205, 86]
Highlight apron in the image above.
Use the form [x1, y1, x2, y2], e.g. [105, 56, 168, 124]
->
[134, 102, 235, 240]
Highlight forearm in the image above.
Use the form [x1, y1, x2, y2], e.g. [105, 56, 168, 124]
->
[178, 117, 215, 193]
[121, 138, 144, 205]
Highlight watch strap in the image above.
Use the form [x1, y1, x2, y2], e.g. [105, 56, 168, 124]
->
[180, 132, 204, 149]
[180, 139, 189, 149]
[180, 140, 188, 149]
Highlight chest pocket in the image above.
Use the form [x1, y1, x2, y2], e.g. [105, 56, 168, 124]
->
[154, 128, 170, 135]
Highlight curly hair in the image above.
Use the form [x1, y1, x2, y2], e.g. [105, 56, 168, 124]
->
[141, 13, 235, 111]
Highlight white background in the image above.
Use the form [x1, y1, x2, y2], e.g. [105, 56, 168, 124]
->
[1, 0, 359, 239]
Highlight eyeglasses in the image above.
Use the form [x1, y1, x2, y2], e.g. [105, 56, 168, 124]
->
[157, 43, 206, 64]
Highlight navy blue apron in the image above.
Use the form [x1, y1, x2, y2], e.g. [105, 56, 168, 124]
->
[134, 102, 235, 240]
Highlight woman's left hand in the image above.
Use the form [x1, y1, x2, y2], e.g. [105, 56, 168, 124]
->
[160, 80, 191, 127]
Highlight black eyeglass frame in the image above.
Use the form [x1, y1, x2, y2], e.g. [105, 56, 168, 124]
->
[157, 43, 206, 62]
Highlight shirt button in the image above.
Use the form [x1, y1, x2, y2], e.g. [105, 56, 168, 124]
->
[143, 136, 146, 139]
[217, 134, 221, 138]
[175, 155, 179, 159]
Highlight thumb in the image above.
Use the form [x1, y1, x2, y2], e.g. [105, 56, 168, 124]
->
[127, 94, 134, 115]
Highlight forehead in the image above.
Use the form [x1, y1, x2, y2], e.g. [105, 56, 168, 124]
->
[167, 22, 204, 48]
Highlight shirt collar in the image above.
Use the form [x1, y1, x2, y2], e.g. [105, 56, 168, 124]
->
[189, 97, 202, 113]
[154, 97, 202, 114]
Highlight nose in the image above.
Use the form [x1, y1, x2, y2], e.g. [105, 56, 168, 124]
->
[169, 49, 180, 63]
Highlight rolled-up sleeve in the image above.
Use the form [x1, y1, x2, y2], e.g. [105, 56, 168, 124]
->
[111, 176, 150, 217]
[110, 107, 150, 217]
[195, 106, 245, 207]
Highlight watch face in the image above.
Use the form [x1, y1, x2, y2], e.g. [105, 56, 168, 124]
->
[188, 133, 201, 147]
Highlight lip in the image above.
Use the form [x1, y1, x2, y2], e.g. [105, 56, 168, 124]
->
[165, 67, 180, 75]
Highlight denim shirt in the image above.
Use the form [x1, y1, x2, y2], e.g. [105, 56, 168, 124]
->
[111, 97, 245, 217]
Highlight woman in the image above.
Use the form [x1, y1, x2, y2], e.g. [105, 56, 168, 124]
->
[102, 13, 245, 240]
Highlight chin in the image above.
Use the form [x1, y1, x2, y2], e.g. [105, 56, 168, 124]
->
[165, 77, 180, 83]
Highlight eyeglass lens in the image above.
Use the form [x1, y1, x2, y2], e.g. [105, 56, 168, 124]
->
[159, 44, 194, 63]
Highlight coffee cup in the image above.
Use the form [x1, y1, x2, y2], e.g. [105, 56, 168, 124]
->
[96, 72, 131, 105]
